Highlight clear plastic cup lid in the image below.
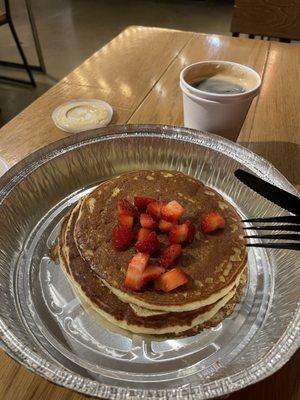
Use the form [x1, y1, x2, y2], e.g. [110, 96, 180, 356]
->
[52, 99, 113, 133]
[0, 156, 9, 177]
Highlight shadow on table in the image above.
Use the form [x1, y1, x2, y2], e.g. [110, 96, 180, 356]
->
[239, 141, 300, 190]
[225, 349, 300, 400]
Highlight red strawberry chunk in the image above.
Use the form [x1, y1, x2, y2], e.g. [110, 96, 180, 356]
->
[117, 199, 137, 217]
[140, 213, 157, 229]
[160, 244, 182, 267]
[200, 210, 225, 233]
[118, 214, 134, 229]
[161, 200, 185, 222]
[137, 228, 151, 242]
[124, 253, 150, 291]
[141, 265, 165, 286]
[154, 267, 188, 292]
[112, 226, 132, 251]
[185, 220, 196, 244]
[134, 196, 155, 212]
[158, 219, 176, 233]
[135, 231, 160, 254]
[169, 223, 188, 244]
[146, 201, 166, 219]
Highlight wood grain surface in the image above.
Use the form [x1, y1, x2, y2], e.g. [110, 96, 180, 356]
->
[61, 26, 193, 109]
[243, 41, 300, 191]
[0, 26, 299, 400]
[231, 0, 300, 40]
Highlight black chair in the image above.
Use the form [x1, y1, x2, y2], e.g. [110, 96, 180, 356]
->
[0, 0, 36, 86]
[231, 0, 300, 43]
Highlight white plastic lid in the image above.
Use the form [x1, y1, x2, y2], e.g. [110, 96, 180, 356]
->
[0, 156, 10, 177]
[52, 99, 113, 133]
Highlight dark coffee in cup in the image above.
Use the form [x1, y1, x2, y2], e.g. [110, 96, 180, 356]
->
[191, 77, 246, 95]
[184, 63, 256, 96]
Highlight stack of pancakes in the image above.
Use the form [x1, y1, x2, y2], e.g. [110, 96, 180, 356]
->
[57, 170, 247, 337]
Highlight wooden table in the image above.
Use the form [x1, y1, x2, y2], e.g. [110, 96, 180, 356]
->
[0, 26, 299, 400]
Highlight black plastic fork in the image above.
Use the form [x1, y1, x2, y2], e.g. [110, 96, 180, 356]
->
[242, 215, 300, 250]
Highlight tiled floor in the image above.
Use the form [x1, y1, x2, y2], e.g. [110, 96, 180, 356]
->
[0, 0, 233, 126]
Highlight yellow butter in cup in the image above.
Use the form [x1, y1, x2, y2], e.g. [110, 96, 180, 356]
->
[52, 99, 113, 133]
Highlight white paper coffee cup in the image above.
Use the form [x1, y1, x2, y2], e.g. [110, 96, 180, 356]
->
[180, 61, 261, 141]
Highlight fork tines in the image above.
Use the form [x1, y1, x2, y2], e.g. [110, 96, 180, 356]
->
[244, 225, 300, 232]
[246, 242, 300, 250]
[242, 216, 300, 223]
[243, 215, 300, 250]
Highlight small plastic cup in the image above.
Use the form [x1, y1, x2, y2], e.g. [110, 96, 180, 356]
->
[0, 156, 9, 178]
[52, 99, 113, 133]
[179, 61, 261, 141]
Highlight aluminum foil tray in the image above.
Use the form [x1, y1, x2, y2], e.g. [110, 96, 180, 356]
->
[0, 125, 299, 399]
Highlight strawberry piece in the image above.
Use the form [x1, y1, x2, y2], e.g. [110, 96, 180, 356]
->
[112, 226, 132, 251]
[135, 231, 160, 254]
[160, 244, 182, 267]
[154, 267, 188, 292]
[158, 219, 176, 233]
[124, 253, 150, 291]
[134, 196, 155, 212]
[161, 200, 185, 223]
[118, 214, 134, 229]
[141, 265, 165, 286]
[185, 220, 196, 243]
[137, 227, 151, 242]
[117, 199, 137, 217]
[146, 201, 166, 219]
[169, 223, 188, 244]
[169, 220, 196, 244]
[200, 210, 225, 233]
[140, 213, 157, 229]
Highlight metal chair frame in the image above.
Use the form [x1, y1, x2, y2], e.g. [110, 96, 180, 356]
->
[0, 0, 46, 86]
[232, 32, 291, 43]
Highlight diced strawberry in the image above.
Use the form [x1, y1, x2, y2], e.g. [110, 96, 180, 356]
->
[169, 224, 188, 244]
[141, 265, 165, 286]
[112, 226, 132, 251]
[137, 228, 151, 242]
[168, 220, 196, 244]
[124, 253, 150, 291]
[117, 199, 137, 217]
[134, 196, 155, 212]
[200, 210, 225, 233]
[118, 214, 134, 229]
[146, 201, 167, 219]
[158, 219, 176, 233]
[154, 267, 188, 292]
[160, 244, 182, 267]
[135, 231, 160, 254]
[161, 200, 185, 222]
[185, 220, 196, 243]
[140, 213, 157, 229]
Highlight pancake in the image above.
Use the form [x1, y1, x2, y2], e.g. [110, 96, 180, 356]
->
[58, 204, 247, 335]
[74, 170, 247, 312]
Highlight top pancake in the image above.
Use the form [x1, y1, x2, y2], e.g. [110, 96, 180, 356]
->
[74, 170, 247, 311]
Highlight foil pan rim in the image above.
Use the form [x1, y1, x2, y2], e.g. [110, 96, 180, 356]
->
[0, 124, 299, 399]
